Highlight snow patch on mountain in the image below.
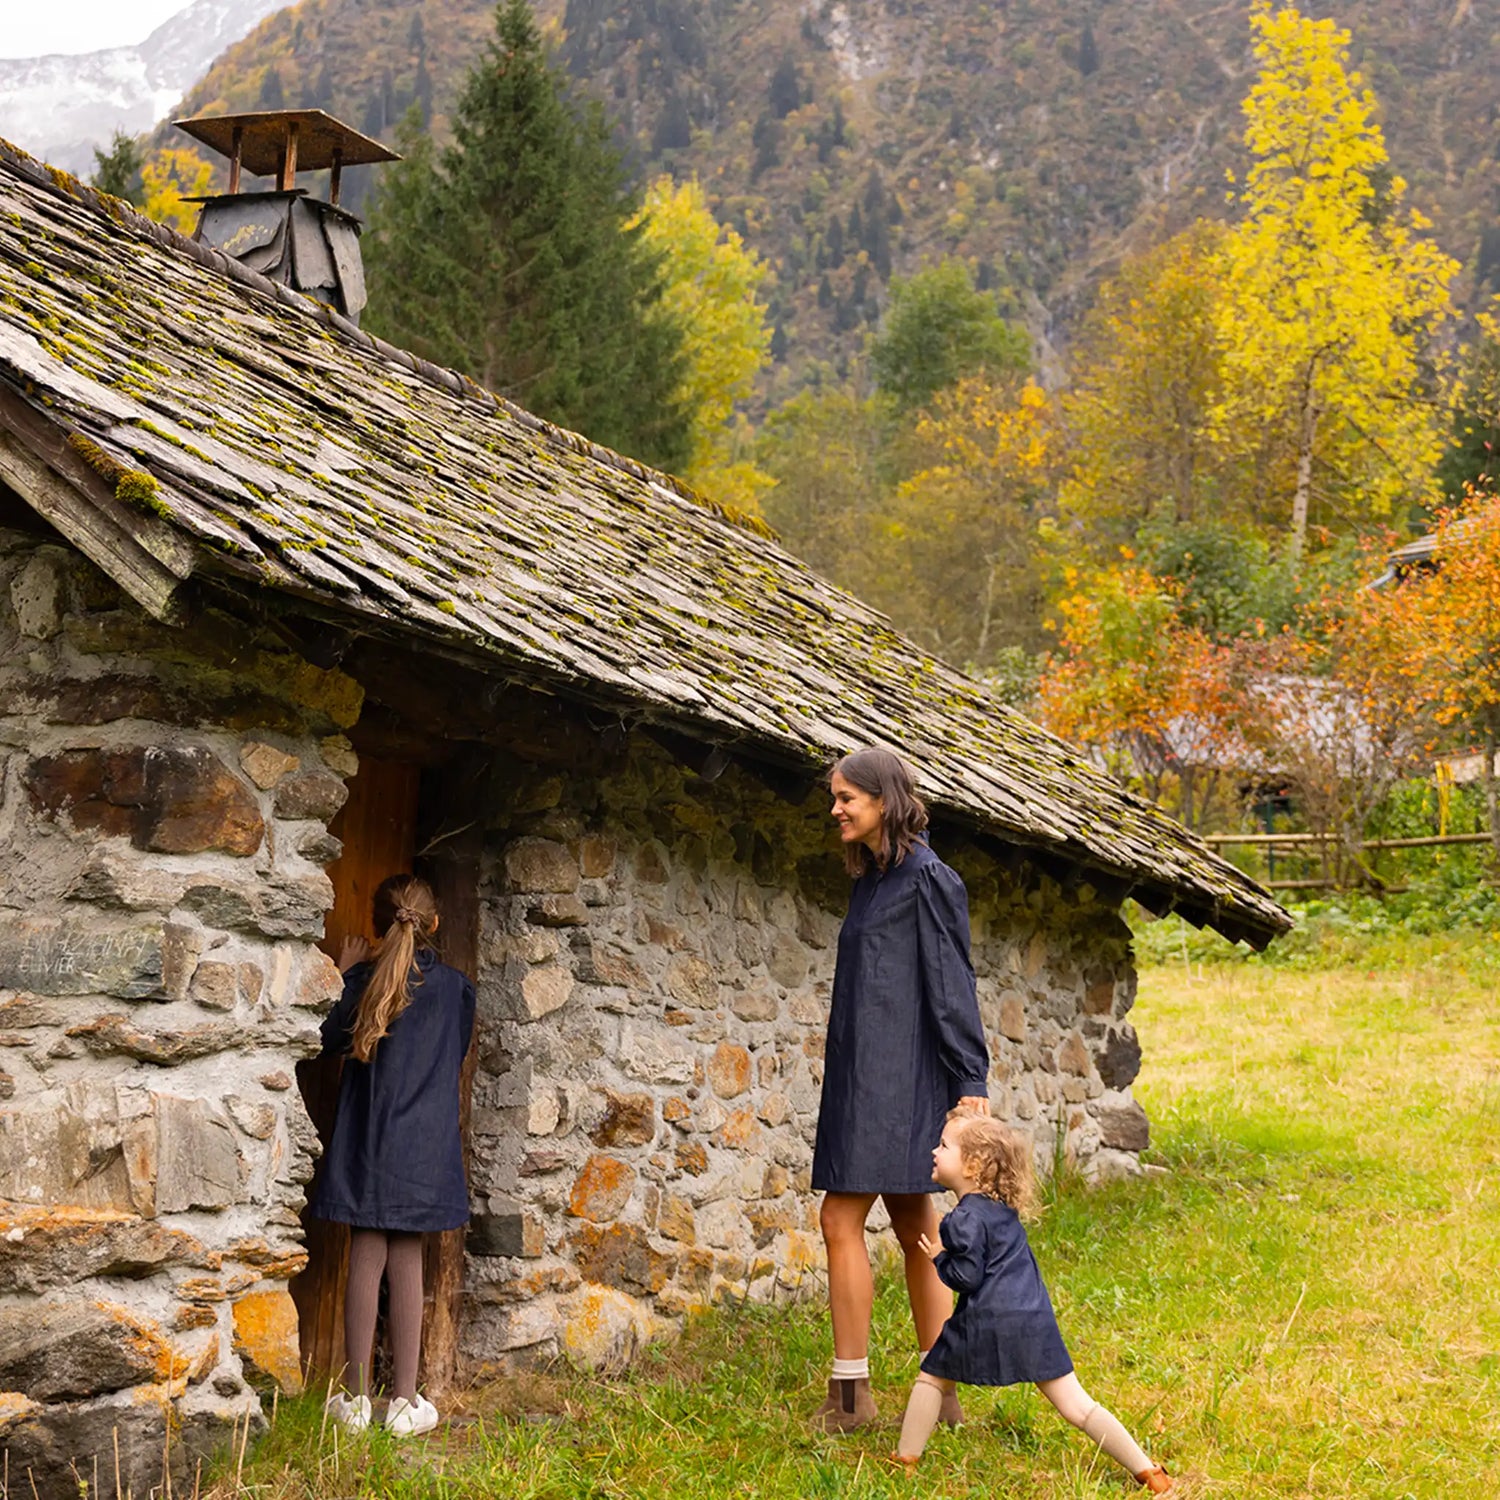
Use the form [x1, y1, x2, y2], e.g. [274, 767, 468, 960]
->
[0, 0, 287, 176]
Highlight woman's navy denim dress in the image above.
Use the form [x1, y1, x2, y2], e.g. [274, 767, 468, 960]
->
[919, 1193, 1074, 1386]
[811, 840, 991, 1195]
[309, 951, 476, 1233]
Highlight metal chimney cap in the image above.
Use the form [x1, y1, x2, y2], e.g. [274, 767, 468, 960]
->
[173, 110, 401, 178]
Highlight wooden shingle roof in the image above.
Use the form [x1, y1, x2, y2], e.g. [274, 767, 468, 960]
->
[0, 142, 1289, 947]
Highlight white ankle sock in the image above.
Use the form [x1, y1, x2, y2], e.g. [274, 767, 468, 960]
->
[831, 1357, 869, 1380]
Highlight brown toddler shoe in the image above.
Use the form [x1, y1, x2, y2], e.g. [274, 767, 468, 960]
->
[1136, 1465, 1173, 1493]
[809, 1376, 877, 1432]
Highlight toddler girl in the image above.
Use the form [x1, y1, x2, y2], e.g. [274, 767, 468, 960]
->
[891, 1112, 1172, 1492]
[311, 874, 475, 1437]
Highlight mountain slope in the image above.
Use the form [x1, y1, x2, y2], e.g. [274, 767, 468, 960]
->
[168, 0, 1500, 392]
[0, 0, 288, 175]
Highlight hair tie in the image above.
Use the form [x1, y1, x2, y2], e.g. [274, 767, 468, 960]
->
[394, 905, 420, 925]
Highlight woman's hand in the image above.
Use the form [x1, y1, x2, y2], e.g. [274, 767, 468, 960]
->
[956, 1094, 991, 1116]
[916, 1232, 942, 1261]
[337, 935, 371, 974]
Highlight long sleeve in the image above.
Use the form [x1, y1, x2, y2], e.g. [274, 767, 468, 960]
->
[915, 863, 990, 1102]
[319, 965, 367, 1056]
[460, 977, 476, 1055]
[932, 1203, 986, 1294]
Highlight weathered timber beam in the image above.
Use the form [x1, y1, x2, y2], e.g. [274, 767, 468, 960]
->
[0, 393, 195, 623]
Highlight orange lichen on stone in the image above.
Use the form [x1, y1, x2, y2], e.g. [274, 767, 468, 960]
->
[568, 1154, 636, 1222]
[231, 1289, 303, 1393]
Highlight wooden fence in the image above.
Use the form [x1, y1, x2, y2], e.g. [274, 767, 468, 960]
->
[1199, 830, 1492, 890]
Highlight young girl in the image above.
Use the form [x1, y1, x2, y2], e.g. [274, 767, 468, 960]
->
[311, 874, 476, 1437]
[891, 1113, 1172, 1493]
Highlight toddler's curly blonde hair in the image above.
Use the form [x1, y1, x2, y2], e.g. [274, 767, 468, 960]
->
[946, 1110, 1036, 1219]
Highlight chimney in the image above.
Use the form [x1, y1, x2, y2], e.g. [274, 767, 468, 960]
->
[171, 109, 400, 326]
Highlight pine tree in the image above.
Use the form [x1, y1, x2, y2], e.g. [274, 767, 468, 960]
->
[362, 2, 691, 470]
[91, 131, 145, 206]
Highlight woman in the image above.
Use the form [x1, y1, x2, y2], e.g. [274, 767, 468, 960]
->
[810, 747, 992, 1433]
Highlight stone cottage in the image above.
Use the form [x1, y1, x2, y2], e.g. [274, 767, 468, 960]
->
[0, 137, 1288, 1494]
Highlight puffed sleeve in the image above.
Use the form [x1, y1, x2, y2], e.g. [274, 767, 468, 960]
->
[916, 862, 991, 1103]
[319, 964, 367, 1056]
[932, 1203, 986, 1294]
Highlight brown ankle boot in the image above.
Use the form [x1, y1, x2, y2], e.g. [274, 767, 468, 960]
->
[938, 1390, 964, 1427]
[1136, 1466, 1172, 1494]
[809, 1376, 877, 1433]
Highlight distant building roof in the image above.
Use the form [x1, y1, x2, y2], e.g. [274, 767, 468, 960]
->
[0, 139, 1289, 947]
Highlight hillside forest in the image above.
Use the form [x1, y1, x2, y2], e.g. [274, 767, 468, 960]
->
[89, 0, 1500, 885]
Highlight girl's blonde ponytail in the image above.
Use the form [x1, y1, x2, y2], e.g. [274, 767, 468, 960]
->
[350, 874, 439, 1062]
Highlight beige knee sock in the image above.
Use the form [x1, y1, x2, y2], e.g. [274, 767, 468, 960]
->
[896, 1380, 945, 1459]
[1080, 1402, 1152, 1476]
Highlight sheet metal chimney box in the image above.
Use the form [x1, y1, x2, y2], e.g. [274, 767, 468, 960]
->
[173, 109, 400, 325]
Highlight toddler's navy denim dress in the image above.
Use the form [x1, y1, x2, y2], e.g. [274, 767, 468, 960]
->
[310, 951, 475, 1233]
[812, 840, 991, 1195]
[920, 1193, 1074, 1386]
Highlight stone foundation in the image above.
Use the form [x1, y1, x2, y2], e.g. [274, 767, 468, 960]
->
[460, 742, 1146, 1373]
[0, 532, 356, 1492]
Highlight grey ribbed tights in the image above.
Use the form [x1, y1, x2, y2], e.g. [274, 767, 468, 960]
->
[344, 1229, 425, 1401]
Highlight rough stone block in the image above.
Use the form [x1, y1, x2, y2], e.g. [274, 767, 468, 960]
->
[664, 954, 719, 1009]
[999, 992, 1027, 1042]
[707, 1043, 752, 1099]
[657, 1194, 696, 1243]
[1095, 1099, 1150, 1152]
[731, 982, 779, 1022]
[517, 964, 574, 1021]
[618, 1026, 695, 1086]
[190, 960, 238, 1010]
[559, 1284, 651, 1373]
[272, 768, 348, 822]
[569, 1223, 676, 1295]
[10, 551, 66, 639]
[578, 835, 616, 879]
[1083, 973, 1117, 1016]
[66, 1014, 240, 1066]
[1057, 1030, 1091, 1077]
[505, 838, 580, 894]
[715, 1109, 762, 1151]
[675, 1142, 709, 1176]
[231, 1289, 304, 1393]
[180, 871, 334, 938]
[528, 894, 589, 927]
[0, 1298, 175, 1400]
[590, 1090, 656, 1148]
[1095, 1026, 1142, 1090]
[0, 1204, 205, 1294]
[468, 1208, 526, 1258]
[569, 1155, 636, 1221]
[0, 914, 167, 998]
[156, 1095, 241, 1211]
[238, 742, 300, 790]
[27, 745, 265, 856]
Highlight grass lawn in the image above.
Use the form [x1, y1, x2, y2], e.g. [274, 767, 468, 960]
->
[210, 954, 1500, 1498]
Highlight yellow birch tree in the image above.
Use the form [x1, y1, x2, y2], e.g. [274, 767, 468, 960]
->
[1213, 2, 1457, 567]
[630, 177, 774, 511]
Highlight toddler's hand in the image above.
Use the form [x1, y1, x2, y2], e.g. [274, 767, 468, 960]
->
[916, 1232, 940, 1260]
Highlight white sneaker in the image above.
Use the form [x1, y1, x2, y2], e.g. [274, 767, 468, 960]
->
[325, 1392, 371, 1432]
[384, 1393, 439, 1437]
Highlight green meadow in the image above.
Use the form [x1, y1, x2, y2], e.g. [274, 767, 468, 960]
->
[208, 945, 1500, 1498]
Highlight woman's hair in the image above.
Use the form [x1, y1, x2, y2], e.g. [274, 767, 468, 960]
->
[830, 747, 929, 876]
[947, 1111, 1036, 1218]
[350, 874, 439, 1063]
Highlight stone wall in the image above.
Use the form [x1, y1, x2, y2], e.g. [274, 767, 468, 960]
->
[0, 531, 358, 1493]
[460, 740, 1147, 1375]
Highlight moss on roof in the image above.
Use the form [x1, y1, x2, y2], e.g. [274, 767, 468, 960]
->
[0, 139, 1288, 946]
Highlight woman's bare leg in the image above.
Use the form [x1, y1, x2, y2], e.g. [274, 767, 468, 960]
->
[820, 1192, 879, 1358]
[882, 1193, 952, 1351]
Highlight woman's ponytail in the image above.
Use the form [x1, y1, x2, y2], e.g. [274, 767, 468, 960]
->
[350, 874, 439, 1062]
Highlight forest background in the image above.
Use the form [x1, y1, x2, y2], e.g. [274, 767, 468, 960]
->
[88, 0, 1500, 910]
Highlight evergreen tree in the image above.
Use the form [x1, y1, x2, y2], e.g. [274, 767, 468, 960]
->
[91, 131, 145, 206]
[363, 2, 691, 470]
[870, 259, 1029, 413]
[769, 56, 802, 119]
